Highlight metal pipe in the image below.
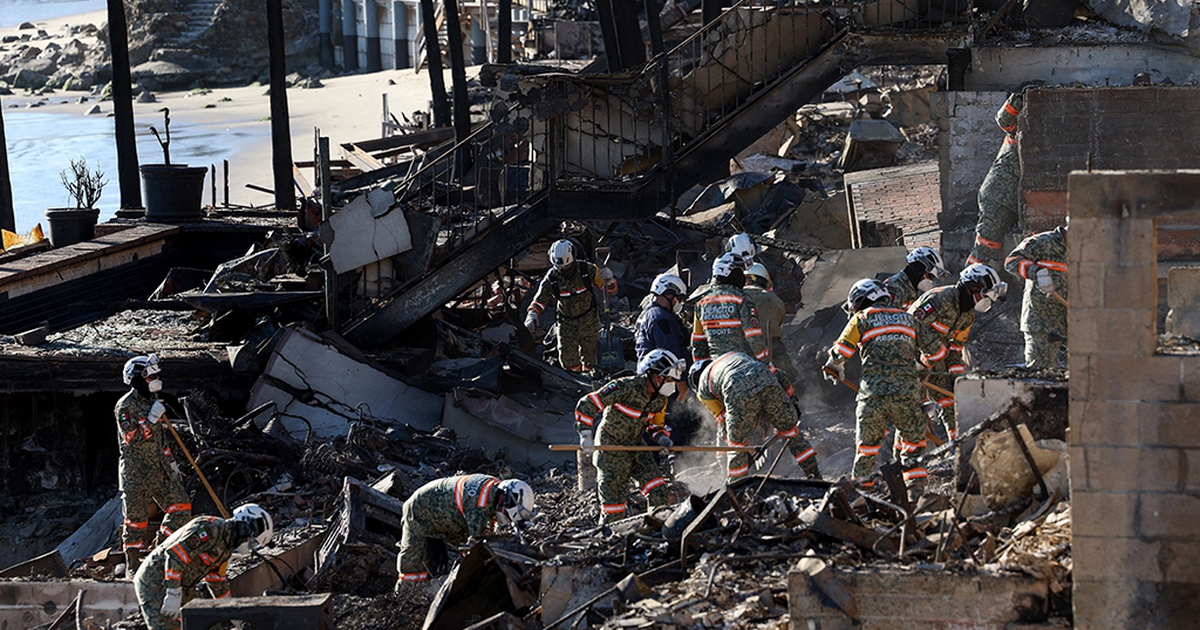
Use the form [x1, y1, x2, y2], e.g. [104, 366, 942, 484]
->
[267, 0, 297, 217]
[106, 0, 142, 212]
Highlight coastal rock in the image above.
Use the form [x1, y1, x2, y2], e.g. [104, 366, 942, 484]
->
[85, 104, 102, 115]
[136, 90, 157, 103]
[10, 68, 48, 90]
[17, 22, 34, 30]
[21, 57, 58, 78]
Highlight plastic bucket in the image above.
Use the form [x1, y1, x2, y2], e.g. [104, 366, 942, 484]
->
[140, 164, 208, 221]
[45, 207, 100, 247]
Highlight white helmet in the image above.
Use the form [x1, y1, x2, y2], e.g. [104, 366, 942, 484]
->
[231, 503, 273, 554]
[959, 263, 1006, 298]
[907, 246, 950, 279]
[745, 263, 772, 286]
[496, 479, 535, 526]
[711, 252, 747, 279]
[651, 273, 687, 297]
[548, 239, 575, 270]
[122, 353, 161, 385]
[637, 348, 685, 380]
[726, 233, 757, 260]
[845, 278, 890, 313]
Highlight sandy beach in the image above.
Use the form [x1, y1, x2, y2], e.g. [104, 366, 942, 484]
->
[2, 9, 470, 220]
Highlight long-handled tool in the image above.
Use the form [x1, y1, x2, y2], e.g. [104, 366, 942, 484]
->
[161, 415, 230, 518]
[549, 444, 757, 452]
[1050, 290, 1069, 309]
[921, 380, 954, 399]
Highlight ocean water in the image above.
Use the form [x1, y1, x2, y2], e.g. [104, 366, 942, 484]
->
[4, 107, 248, 232]
[0, 0, 105, 28]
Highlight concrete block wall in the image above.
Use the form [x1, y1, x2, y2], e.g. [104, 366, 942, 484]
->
[1068, 170, 1200, 629]
[1022, 87, 1200, 251]
[844, 161, 940, 250]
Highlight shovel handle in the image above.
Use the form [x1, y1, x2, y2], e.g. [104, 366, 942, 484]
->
[162, 417, 230, 518]
[1051, 290, 1069, 309]
[921, 380, 954, 399]
[822, 366, 859, 392]
[549, 444, 757, 452]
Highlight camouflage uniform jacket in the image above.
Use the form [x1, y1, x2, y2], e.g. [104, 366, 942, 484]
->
[883, 270, 919, 309]
[529, 261, 610, 321]
[691, 283, 767, 362]
[405, 474, 501, 544]
[695, 352, 793, 416]
[1004, 227, 1067, 334]
[744, 286, 786, 340]
[114, 390, 175, 478]
[909, 286, 974, 377]
[576, 374, 668, 444]
[151, 516, 252, 596]
[829, 306, 924, 398]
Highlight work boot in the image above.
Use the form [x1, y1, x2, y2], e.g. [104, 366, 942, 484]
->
[907, 479, 927, 505]
[802, 460, 822, 480]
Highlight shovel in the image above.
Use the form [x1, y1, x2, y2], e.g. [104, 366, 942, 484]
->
[595, 247, 624, 371]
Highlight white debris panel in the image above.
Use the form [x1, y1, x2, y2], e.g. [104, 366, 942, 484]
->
[324, 189, 413, 274]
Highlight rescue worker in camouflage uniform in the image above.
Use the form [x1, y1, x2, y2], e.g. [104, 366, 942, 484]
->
[691, 252, 768, 363]
[968, 91, 1025, 268]
[396, 475, 535, 585]
[743, 263, 798, 381]
[525, 239, 617, 374]
[1004, 223, 1068, 369]
[635, 273, 690, 362]
[884, 246, 950, 309]
[134, 503, 272, 630]
[690, 352, 820, 480]
[115, 354, 192, 576]
[824, 279, 930, 493]
[909, 264, 1007, 440]
[575, 349, 684, 523]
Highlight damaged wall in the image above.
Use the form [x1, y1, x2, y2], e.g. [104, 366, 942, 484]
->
[1067, 170, 1200, 629]
[964, 45, 1200, 92]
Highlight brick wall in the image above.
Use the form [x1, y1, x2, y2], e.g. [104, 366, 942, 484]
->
[1068, 170, 1200, 629]
[1023, 87, 1200, 252]
[844, 161, 940, 251]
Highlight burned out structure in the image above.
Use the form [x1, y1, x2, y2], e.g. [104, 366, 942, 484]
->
[4, 0, 1200, 627]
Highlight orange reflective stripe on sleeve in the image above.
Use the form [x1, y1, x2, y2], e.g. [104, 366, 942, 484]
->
[975, 234, 1003, 250]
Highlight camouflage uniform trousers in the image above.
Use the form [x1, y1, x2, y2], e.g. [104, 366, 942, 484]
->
[398, 500, 463, 579]
[557, 311, 600, 373]
[721, 383, 818, 479]
[595, 450, 670, 524]
[969, 141, 1020, 268]
[134, 556, 195, 630]
[852, 390, 928, 492]
[1024, 328, 1066, 370]
[121, 461, 191, 569]
[770, 337, 799, 384]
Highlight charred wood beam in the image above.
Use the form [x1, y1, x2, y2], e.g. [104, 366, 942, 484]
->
[106, 0, 142, 211]
[0, 98, 13, 232]
[443, 0, 472, 144]
[341, 198, 554, 348]
[498, 0, 512, 64]
[420, 0, 452, 127]
[594, 0, 624, 72]
[267, 0, 297, 217]
[644, 0, 664, 57]
[613, 0, 645, 69]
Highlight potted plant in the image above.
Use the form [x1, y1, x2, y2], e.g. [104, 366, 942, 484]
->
[140, 108, 208, 221]
[46, 157, 106, 247]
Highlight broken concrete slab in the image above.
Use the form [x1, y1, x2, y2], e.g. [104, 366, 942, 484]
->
[0, 548, 66, 578]
[1086, 0, 1191, 38]
[0, 580, 137, 628]
[954, 376, 1067, 438]
[838, 119, 904, 172]
[788, 566, 1048, 628]
[55, 495, 122, 567]
[323, 188, 413, 274]
[247, 327, 443, 440]
[441, 393, 575, 468]
[180, 593, 334, 630]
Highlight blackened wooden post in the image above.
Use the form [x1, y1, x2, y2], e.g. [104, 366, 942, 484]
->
[702, 0, 719, 25]
[0, 98, 13, 231]
[443, 0, 471, 143]
[498, 0, 512, 64]
[267, 0, 296, 216]
[420, 0, 451, 127]
[613, 0, 644, 68]
[318, 136, 338, 328]
[106, 0, 142, 211]
[594, 0, 623, 71]
[644, 0, 664, 56]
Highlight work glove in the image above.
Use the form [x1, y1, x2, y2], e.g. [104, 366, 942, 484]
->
[579, 430, 595, 458]
[1036, 267, 1054, 297]
[161, 587, 183, 617]
[524, 311, 539, 334]
[598, 267, 617, 293]
[148, 399, 167, 424]
[655, 433, 673, 449]
[169, 458, 183, 478]
[822, 358, 843, 384]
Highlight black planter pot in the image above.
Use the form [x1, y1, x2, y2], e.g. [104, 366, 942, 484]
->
[140, 164, 207, 221]
[45, 207, 100, 247]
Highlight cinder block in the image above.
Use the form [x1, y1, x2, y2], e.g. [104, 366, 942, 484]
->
[1085, 446, 1169, 491]
[1089, 356, 1182, 403]
[1138, 492, 1200, 539]
[1162, 540, 1200, 583]
[1068, 217, 1119, 264]
[1072, 579, 1137, 630]
[1139, 402, 1200, 447]
[1115, 218, 1157, 265]
[1073, 536, 1162, 582]
[1184, 449, 1200, 492]
[1071, 400, 1138, 447]
[1182, 357, 1200, 403]
[1068, 445, 1088, 491]
[1071, 262, 1105, 309]
[1069, 308, 1155, 357]
[1105, 263, 1158, 310]
[1072, 490, 1138, 538]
